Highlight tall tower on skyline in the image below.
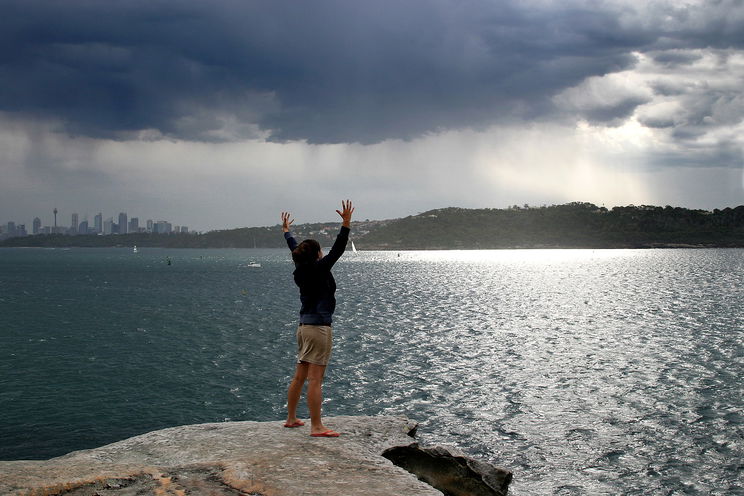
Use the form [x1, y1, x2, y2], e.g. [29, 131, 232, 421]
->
[94, 213, 102, 234]
[118, 212, 128, 234]
[53, 208, 58, 230]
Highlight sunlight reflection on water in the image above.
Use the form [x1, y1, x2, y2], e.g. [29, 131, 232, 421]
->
[332, 248, 743, 495]
[352, 248, 638, 264]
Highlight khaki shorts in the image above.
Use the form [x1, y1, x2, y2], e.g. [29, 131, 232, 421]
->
[296, 325, 333, 365]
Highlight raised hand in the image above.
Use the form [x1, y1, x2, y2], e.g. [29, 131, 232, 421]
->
[281, 211, 294, 232]
[336, 200, 354, 228]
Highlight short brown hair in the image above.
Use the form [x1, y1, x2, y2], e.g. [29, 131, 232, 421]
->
[292, 239, 321, 265]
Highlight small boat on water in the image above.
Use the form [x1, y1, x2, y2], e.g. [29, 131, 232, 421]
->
[351, 241, 357, 253]
[133, 245, 138, 254]
[245, 262, 261, 268]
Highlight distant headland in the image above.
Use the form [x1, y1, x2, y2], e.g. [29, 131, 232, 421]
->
[2, 202, 743, 250]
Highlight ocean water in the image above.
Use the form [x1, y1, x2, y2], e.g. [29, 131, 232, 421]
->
[0, 247, 742, 495]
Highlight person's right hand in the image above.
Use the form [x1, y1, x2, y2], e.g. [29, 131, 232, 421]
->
[281, 212, 294, 232]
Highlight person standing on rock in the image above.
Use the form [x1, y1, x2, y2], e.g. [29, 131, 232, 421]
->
[281, 200, 354, 437]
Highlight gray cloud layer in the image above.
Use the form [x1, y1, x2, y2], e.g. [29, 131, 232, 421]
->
[1, 0, 742, 145]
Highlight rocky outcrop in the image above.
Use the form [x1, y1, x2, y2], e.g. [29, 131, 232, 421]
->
[383, 445, 512, 496]
[0, 415, 512, 496]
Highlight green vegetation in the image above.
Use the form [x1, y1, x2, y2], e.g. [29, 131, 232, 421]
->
[3, 203, 744, 249]
[357, 203, 744, 249]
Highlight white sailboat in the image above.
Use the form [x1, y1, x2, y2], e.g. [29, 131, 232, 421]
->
[351, 241, 357, 253]
[133, 245, 138, 254]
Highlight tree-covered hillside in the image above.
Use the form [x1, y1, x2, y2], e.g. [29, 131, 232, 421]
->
[354, 203, 744, 249]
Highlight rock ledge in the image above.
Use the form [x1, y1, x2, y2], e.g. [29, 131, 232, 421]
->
[0, 415, 511, 496]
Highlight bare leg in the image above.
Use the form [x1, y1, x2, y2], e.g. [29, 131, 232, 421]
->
[307, 363, 337, 435]
[286, 362, 308, 425]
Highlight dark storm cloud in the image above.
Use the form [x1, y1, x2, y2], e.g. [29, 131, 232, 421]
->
[638, 115, 676, 129]
[0, 0, 741, 144]
[582, 97, 650, 125]
[651, 51, 703, 67]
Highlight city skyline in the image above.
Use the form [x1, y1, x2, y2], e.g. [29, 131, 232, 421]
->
[2, 207, 191, 239]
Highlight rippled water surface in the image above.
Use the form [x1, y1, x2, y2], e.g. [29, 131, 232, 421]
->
[1, 247, 742, 494]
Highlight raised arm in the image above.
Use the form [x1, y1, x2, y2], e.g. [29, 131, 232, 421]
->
[281, 211, 298, 251]
[319, 200, 354, 269]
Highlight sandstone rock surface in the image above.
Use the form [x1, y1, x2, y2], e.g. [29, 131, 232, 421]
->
[0, 415, 511, 496]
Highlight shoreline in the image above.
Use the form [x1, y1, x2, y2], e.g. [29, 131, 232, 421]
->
[2, 243, 744, 250]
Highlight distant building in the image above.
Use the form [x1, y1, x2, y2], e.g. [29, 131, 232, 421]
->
[78, 220, 89, 234]
[33, 217, 41, 235]
[104, 217, 114, 235]
[153, 220, 172, 234]
[94, 213, 103, 234]
[71, 213, 79, 234]
[118, 212, 128, 234]
[49, 208, 64, 234]
[129, 217, 139, 233]
[146, 219, 153, 233]
[0, 222, 27, 239]
[180, 226, 189, 233]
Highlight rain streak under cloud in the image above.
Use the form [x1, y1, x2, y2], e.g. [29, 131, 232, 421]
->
[1, 0, 742, 230]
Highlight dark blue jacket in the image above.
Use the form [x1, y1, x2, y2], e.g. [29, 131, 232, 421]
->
[285, 226, 350, 325]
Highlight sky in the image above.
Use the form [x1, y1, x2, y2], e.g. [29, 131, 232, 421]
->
[1, 0, 743, 231]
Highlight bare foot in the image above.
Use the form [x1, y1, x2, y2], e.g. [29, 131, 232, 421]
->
[283, 419, 305, 428]
[310, 429, 340, 437]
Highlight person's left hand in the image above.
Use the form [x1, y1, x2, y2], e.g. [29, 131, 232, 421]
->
[336, 200, 354, 228]
[281, 212, 294, 232]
